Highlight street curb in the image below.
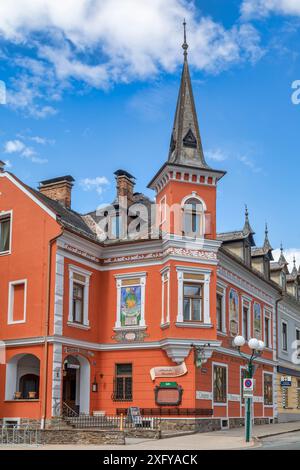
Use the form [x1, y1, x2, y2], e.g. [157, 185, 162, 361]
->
[255, 427, 300, 440]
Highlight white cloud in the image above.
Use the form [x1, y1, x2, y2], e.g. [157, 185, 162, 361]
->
[273, 248, 300, 271]
[206, 149, 228, 162]
[80, 176, 110, 195]
[4, 138, 47, 163]
[0, 1, 264, 114]
[238, 154, 262, 173]
[241, 0, 300, 19]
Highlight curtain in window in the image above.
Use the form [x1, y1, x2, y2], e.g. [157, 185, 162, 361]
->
[0, 218, 10, 252]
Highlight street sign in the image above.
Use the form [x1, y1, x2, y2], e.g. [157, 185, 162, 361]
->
[243, 378, 254, 397]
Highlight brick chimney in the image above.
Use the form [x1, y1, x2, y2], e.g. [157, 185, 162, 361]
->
[114, 169, 135, 203]
[39, 175, 75, 209]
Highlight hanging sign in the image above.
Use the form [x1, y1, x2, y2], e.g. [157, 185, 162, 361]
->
[150, 362, 187, 381]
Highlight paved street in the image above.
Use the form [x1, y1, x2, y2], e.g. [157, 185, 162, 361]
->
[257, 431, 300, 450]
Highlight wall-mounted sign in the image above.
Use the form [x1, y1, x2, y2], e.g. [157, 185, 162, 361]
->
[196, 391, 212, 400]
[281, 376, 292, 387]
[150, 362, 187, 381]
[155, 384, 183, 406]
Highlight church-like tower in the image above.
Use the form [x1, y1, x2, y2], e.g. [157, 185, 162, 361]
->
[148, 21, 225, 239]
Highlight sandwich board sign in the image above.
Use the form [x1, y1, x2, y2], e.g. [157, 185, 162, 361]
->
[243, 378, 254, 398]
[128, 407, 142, 426]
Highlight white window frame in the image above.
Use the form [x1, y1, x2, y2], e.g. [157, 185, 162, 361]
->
[115, 272, 147, 330]
[253, 301, 262, 340]
[176, 267, 211, 326]
[181, 193, 207, 237]
[281, 320, 288, 353]
[0, 210, 13, 256]
[159, 195, 167, 225]
[8, 279, 27, 324]
[161, 267, 170, 326]
[68, 265, 92, 328]
[264, 309, 272, 349]
[241, 296, 252, 340]
[216, 282, 227, 334]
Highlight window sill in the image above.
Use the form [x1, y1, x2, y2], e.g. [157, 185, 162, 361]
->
[5, 399, 40, 403]
[0, 250, 11, 257]
[113, 326, 147, 332]
[160, 322, 170, 329]
[67, 322, 90, 330]
[175, 322, 213, 329]
[217, 330, 227, 336]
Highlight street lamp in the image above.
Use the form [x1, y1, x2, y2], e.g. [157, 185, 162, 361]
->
[233, 335, 265, 443]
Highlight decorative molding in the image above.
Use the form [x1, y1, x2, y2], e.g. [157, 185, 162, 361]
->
[7, 279, 27, 325]
[51, 343, 62, 417]
[54, 254, 64, 335]
[112, 329, 149, 343]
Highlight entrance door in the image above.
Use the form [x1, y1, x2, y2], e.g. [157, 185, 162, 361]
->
[63, 357, 80, 413]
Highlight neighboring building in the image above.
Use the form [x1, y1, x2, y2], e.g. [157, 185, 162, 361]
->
[274, 252, 300, 422]
[0, 34, 299, 431]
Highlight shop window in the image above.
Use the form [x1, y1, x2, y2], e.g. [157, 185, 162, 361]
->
[113, 364, 133, 401]
[183, 283, 203, 322]
[213, 365, 227, 403]
[0, 212, 11, 254]
[264, 373, 273, 405]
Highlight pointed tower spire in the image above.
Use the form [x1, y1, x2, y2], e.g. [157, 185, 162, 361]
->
[168, 20, 207, 168]
[263, 223, 273, 252]
[291, 256, 298, 277]
[243, 205, 254, 235]
[278, 243, 288, 266]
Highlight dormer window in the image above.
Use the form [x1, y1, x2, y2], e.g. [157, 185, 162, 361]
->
[281, 272, 287, 291]
[183, 129, 197, 149]
[183, 197, 204, 237]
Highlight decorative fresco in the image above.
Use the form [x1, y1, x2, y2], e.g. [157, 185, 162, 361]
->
[229, 289, 239, 336]
[120, 286, 141, 327]
[254, 302, 262, 339]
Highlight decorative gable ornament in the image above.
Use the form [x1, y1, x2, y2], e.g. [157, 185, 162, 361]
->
[183, 128, 197, 149]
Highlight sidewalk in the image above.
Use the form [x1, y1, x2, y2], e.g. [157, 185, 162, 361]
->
[1, 421, 300, 450]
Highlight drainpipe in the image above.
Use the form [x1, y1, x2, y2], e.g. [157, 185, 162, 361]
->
[41, 230, 63, 430]
[274, 294, 282, 422]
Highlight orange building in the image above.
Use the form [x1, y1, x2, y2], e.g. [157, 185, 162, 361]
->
[0, 37, 280, 431]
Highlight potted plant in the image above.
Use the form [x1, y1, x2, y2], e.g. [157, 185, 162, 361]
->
[14, 391, 22, 399]
[28, 391, 37, 399]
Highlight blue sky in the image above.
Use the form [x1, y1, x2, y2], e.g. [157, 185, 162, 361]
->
[0, 0, 300, 265]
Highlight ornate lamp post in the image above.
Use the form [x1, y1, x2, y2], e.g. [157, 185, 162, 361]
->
[233, 335, 265, 443]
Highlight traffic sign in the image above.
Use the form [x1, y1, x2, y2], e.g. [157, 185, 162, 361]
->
[243, 378, 254, 397]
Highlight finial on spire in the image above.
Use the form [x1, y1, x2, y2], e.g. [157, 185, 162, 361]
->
[243, 204, 254, 236]
[263, 222, 272, 252]
[182, 19, 188, 59]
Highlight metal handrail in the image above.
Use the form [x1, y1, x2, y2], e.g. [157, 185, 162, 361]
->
[62, 401, 79, 418]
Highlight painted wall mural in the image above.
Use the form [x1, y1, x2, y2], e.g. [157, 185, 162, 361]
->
[254, 302, 262, 339]
[229, 289, 239, 336]
[120, 286, 141, 327]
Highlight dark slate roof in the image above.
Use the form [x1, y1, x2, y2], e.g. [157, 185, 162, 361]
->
[270, 261, 282, 272]
[217, 230, 248, 242]
[30, 188, 98, 241]
[114, 169, 135, 180]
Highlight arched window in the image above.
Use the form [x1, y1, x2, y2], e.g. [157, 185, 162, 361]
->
[182, 197, 204, 236]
